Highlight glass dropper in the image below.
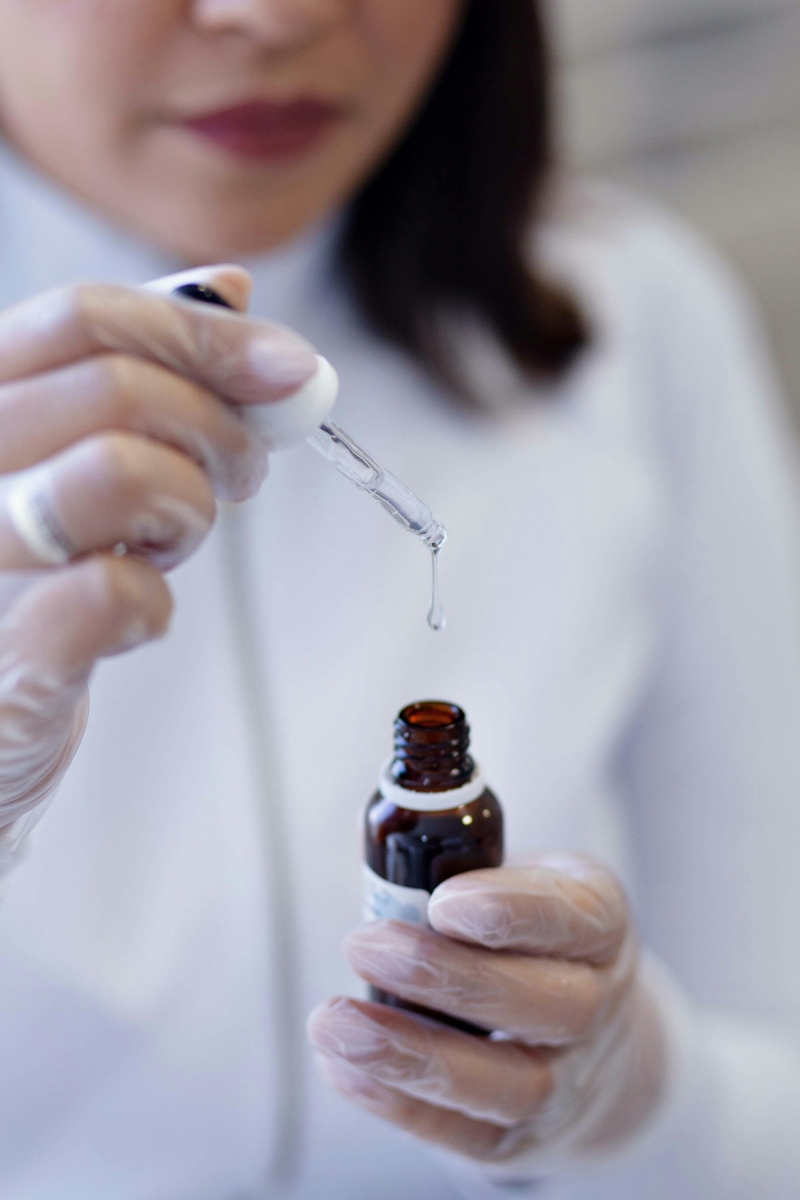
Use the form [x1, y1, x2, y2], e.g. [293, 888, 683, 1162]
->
[172, 282, 448, 625]
[173, 282, 447, 554]
[307, 422, 446, 552]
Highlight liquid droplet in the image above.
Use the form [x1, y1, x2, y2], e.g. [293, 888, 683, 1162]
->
[427, 545, 446, 631]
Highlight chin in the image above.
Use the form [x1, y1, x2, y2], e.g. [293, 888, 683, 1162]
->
[159, 222, 294, 265]
[148, 164, 350, 263]
[111, 131, 348, 261]
[118, 189, 325, 265]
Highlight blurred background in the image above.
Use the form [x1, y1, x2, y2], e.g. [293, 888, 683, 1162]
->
[553, 0, 800, 424]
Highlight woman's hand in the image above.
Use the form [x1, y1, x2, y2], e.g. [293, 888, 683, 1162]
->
[0, 266, 317, 872]
[309, 856, 668, 1170]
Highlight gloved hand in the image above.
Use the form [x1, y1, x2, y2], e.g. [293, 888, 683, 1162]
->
[309, 856, 668, 1173]
[0, 265, 317, 874]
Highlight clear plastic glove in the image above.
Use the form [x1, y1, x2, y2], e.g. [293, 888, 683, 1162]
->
[0, 265, 317, 874]
[309, 856, 668, 1172]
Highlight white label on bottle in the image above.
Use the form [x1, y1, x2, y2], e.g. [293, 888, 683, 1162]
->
[362, 864, 431, 928]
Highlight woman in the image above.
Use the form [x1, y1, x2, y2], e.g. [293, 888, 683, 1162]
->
[0, 2, 797, 1198]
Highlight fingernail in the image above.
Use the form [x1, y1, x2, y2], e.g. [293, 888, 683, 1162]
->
[428, 890, 508, 941]
[316, 1055, 388, 1106]
[344, 924, 428, 990]
[534, 852, 597, 879]
[249, 337, 318, 390]
[308, 1000, 385, 1062]
[127, 498, 211, 548]
[118, 616, 153, 651]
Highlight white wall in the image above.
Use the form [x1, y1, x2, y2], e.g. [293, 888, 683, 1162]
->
[554, 0, 789, 58]
[553, 0, 800, 421]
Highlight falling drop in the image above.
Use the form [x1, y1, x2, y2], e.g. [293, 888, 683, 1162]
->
[427, 545, 446, 631]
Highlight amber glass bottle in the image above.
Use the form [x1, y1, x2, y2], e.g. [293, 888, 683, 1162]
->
[363, 701, 503, 1034]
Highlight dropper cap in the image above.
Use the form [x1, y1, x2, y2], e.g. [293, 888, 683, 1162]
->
[171, 281, 340, 450]
[242, 355, 339, 450]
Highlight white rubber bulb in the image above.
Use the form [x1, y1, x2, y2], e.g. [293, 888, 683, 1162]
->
[243, 355, 339, 450]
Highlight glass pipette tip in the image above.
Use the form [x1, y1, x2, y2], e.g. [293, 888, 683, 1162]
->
[307, 422, 447, 552]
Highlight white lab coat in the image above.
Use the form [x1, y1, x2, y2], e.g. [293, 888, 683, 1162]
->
[0, 145, 798, 1200]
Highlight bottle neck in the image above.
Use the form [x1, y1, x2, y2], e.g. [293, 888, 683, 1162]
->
[390, 701, 475, 793]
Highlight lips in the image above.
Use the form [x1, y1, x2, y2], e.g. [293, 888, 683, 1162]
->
[181, 98, 344, 161]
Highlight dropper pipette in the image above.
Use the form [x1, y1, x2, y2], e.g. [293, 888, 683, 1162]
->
[307, 421, 446, 551]
[172, 282, 448, 628]
[173, 283, 448, 557]
[309, 420, 447, 630]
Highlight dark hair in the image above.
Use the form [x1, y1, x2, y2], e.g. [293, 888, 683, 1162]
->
[338, 0, 588, 400]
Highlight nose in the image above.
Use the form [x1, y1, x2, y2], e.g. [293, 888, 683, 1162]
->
[191, 0, 352, 45]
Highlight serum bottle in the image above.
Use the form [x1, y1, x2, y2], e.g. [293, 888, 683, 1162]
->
[363, 701, 503, 1033]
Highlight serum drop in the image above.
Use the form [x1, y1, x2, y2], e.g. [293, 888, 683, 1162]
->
[362, 701, 503, 1033]
[427, 546, 445, 631]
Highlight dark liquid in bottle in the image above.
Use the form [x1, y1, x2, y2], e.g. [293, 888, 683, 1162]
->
[365, 701, 503, 1035]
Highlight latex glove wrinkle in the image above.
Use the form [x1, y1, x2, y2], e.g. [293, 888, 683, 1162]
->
[310, 855, 668, 1171]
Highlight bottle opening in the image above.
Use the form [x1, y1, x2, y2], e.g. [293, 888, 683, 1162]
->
[400, 701, 464, 730]
[392, 700, 473, 791]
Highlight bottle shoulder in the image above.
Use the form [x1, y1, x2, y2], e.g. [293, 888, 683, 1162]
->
[366, 785, 500, 820]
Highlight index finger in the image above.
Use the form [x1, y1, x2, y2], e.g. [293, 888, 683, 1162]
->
[0, 275, 317, 403]
[428, 855, 628, 965]
[141, 264, 253, 313]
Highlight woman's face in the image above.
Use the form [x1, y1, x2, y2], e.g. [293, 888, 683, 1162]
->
[0, 0, 462, 261]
